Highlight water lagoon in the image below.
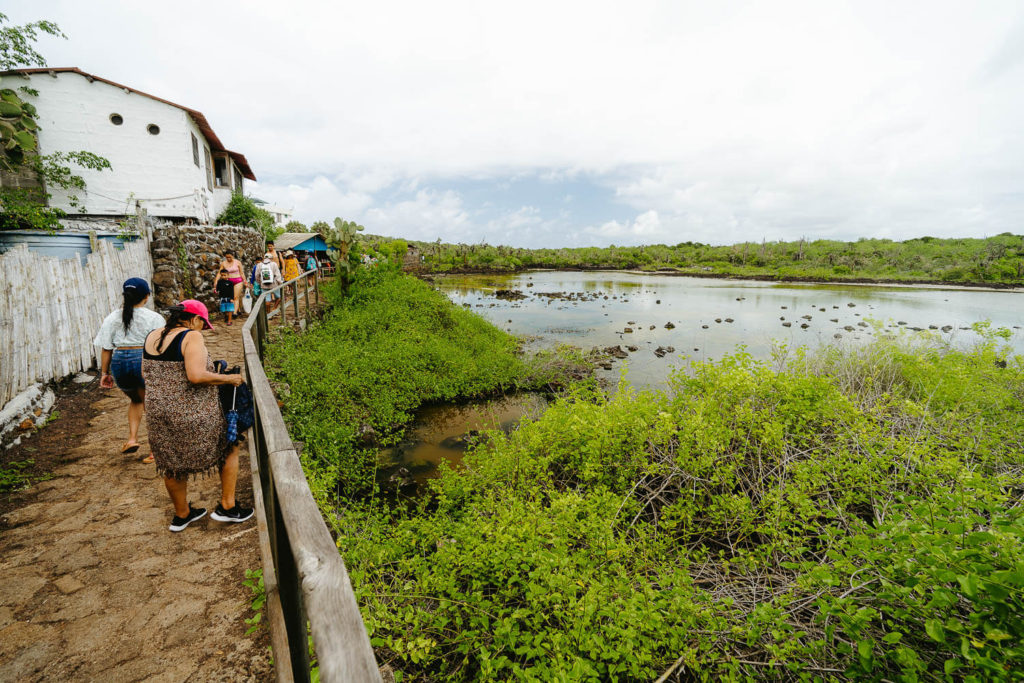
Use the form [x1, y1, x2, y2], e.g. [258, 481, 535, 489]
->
[387, 271, 1022, 485]
[435, 270, 1024, 390]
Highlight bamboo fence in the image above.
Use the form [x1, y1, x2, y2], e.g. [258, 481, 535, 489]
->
[0, 238, 154, 406]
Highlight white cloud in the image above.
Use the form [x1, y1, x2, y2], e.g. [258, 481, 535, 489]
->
[591, 211, 663, 241]
[13, 0, 1024, 245]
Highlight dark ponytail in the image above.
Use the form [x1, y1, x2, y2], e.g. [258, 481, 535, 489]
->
[121, 287, 149, 332]
[158, 306, 197, 346]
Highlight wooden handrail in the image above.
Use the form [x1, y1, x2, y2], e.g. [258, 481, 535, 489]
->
[242, 270, 381, 682]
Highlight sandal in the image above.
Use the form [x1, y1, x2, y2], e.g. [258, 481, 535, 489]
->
[140, 454, 154, 465]
[121, 442, 140, 455]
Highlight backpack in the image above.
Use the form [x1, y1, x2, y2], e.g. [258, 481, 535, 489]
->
[259, 263, 275, 286]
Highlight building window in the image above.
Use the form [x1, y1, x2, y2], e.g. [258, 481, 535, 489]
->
[233, 166, 243, 192]
[204, 147, 213, 191]
[191, 134, 199, 167]
[147, 124, 160, 135]
[109, 113, 123, 125]
[214, 156, 228, 187]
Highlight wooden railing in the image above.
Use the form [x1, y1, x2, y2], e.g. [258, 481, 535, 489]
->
[241, 271, 381, 683]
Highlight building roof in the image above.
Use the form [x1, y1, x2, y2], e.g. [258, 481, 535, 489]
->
[274, 232, 327, 251]
[1, 67, 256, 181]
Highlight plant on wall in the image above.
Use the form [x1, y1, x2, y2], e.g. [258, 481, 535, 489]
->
[0, 12, 111, 231]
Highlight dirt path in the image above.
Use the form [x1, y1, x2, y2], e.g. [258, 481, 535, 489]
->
[0, 318, 273, 682]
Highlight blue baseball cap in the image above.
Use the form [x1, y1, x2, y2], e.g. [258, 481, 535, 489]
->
[123, 277, 151, 295]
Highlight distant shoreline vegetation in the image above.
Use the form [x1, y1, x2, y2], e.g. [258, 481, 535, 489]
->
[363, 233, 1024, 288]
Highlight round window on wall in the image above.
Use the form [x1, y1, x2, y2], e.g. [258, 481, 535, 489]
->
[147, 124, 160, 135]
[109, 113, 123, 125]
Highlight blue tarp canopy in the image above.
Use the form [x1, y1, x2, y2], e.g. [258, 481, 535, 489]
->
[274, 232, 329, 253]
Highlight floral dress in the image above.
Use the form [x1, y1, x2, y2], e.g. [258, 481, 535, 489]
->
[142, 329, 230, 480]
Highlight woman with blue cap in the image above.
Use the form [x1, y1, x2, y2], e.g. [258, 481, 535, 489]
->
[93, 277, 165, 461]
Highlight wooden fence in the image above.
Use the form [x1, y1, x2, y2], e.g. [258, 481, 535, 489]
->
[242, 271, 382, 683]
[0, 238, 154, 406]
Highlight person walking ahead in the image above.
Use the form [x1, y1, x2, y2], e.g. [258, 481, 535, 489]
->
[94, 277, 165, 462]
[142, 300, 253, 532]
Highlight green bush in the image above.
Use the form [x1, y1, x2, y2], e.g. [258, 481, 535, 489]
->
[215, 193, 277, 239]
[327, 333, 1024, 680]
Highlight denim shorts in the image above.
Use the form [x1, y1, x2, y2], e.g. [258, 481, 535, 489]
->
[111, 347, 144, 392]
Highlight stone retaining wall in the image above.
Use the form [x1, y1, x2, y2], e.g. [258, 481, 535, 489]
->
[150, 223, 265, 309]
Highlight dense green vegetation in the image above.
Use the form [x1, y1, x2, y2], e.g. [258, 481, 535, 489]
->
[270, 262, 1023, 680]
[381, 233, 1024, 285]
[266, 266, 593, 498]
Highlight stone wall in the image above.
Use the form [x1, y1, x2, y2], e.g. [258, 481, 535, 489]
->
[150, 223, 265, 309]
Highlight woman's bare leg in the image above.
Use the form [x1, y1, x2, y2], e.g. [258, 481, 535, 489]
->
[125, 388, 145, 445]
[164, 476, 189, 517]
[233, 281, 243, 314]
[219, 444, 240, 510]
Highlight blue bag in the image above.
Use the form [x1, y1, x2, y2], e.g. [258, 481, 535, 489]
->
[216, 362, 255, 445]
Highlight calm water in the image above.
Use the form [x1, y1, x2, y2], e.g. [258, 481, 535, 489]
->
[436, 271, 1024, 389]
[386, 271, 1022, 484]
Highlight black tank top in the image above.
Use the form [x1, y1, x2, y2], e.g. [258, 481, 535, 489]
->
[144, 329, 190, 362]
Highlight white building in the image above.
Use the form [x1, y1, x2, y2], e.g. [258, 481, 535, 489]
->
[1, 67, 256, 223]
[251, 198, 293, 227]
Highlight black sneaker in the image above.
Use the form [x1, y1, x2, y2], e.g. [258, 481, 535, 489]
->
[168, 505, 207, 532]
[210, 503, 254, 523]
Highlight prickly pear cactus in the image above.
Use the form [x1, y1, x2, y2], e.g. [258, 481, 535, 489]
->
[0, 81, 39, 172]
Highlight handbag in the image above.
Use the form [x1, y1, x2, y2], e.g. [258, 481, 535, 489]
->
[215, 363, 255, 444]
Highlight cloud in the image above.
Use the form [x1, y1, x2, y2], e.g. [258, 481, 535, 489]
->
[13, 0, 1024, 246]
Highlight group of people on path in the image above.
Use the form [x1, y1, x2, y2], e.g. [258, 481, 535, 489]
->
[212, 243, 319, 319]
[94, 278, 252, 532]
[93, 243, 324, 531]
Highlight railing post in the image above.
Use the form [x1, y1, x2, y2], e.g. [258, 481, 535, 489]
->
[292, 281, 300, 320]
[303, 276, 310, 326]
[280, 289, 287, 326]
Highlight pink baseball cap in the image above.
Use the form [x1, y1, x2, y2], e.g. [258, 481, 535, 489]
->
[180, 299, 213, 330]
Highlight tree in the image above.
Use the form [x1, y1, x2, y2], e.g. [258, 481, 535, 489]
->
[284, 219, 308, 233]
[215, 193, 279, 239]
[0, 13, 111, 230]
[310, 220, 330, 233]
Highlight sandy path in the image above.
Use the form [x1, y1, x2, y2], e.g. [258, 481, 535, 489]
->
[0, 319, 274, 682]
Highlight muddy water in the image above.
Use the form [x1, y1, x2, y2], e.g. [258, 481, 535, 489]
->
[389, 271, 1022, 484]
[380, 393, 548, 486]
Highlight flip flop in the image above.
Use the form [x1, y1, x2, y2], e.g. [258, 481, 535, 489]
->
[121, 442, 140, 455]
[140, 454, 154, 465]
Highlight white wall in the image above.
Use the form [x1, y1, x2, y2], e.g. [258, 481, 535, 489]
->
[24, 71, 221, 220]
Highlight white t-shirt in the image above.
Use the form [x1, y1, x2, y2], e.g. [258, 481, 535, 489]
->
[93, 306, 166, 350]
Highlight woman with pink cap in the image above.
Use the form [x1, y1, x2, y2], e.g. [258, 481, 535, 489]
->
[142, 299, 253, 532]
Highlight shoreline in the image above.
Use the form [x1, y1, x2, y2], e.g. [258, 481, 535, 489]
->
[420, 266, 1024, 292]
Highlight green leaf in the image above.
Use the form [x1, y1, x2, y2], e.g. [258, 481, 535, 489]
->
[11, 130, 35, 150]
[925, 619, 946, 643]
[957, 574, 979, 599]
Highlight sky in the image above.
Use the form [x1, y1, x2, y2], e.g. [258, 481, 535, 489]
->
[9, 0, 1024, 247]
